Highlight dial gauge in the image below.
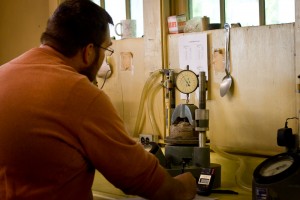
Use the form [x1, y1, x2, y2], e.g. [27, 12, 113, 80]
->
[175, 70, 199, 94]
[260, 156, 294, 177]
[253, 152, 300, 185]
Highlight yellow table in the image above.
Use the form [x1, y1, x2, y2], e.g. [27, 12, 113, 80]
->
[92, 151, 265, 200]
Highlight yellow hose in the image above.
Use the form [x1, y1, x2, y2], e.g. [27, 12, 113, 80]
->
[133, 70, 162, 137]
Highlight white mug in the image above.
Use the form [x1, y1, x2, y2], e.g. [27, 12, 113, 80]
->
[114, 19, 136, 39]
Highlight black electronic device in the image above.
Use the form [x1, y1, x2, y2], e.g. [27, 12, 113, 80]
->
[197, 168, 215, 196]
[252, 152, 300, 200]
[252, 117, 300, 200]
[145, 142, 167, 168]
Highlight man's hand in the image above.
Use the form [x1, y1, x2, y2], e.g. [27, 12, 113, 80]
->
[150, 171, 197, 200]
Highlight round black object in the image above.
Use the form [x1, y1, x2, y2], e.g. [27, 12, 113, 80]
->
[253, 152, 300, 184]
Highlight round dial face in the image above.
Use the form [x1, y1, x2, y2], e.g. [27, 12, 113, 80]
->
[260, 156, 294, 177]
[175, 70, 199, 94]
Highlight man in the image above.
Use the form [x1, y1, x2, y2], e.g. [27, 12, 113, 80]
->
[0, 0, 196, 199]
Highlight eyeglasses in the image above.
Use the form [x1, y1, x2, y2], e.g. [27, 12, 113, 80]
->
[99, 46, 114, 56]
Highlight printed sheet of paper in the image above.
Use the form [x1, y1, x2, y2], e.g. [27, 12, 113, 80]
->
[178, 33, 208, 78]
[178, 33, 208, 99]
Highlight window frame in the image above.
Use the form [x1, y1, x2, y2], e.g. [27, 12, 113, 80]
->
[100, 0, 144, 39]
[188, 0, 294, 26]
[100, 0, 131, 19]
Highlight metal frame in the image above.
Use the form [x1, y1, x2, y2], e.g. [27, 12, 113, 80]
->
[126, 0, 131, 19]
[187, 0, 273, 26]
[100, 0, 105, 7]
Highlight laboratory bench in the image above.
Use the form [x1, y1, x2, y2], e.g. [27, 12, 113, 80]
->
[92, 187, 252, 200]
[92, 151, 266, 200]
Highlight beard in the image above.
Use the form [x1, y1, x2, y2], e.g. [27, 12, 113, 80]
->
[80, 48, 101, 82]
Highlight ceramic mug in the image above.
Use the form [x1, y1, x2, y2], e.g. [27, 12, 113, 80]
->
[114, 19, 136, 39]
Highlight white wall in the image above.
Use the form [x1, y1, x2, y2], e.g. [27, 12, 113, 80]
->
[169, 24, 297, 156]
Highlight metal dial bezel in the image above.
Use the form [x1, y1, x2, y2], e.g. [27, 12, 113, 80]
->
[253, 152, 300, 184]
[175, 70, 199, 94]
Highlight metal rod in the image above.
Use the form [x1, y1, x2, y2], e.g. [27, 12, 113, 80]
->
[199, 132, 206, 147]
[199, 72, 206, 109]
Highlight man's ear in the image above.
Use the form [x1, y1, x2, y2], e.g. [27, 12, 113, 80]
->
[82, 43, 95, 65]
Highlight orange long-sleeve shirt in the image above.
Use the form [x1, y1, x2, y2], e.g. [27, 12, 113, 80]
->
[0, 47, 165, 200]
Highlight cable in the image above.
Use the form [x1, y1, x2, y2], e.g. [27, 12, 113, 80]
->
[100, 70, 111, 89]
[285, 117, 299, 128]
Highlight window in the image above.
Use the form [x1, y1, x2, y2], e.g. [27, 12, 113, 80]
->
[225, 0, 259, 26]
[92, 0, 143, 39]
[190, 0, 220, 23]
[265, 0, 295, 25]
[130, 0, 144, 38]
[105, 0, 126, 39]
[189, 0, 295, 27]
[91, 0, 100, 5]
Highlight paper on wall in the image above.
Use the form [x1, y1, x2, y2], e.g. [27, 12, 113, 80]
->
[178, 33, 208, 79]
[178, 33, 208, 99]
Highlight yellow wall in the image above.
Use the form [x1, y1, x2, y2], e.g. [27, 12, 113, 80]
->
[97, 38, 165, 138]
[0, 0, 51, 64]
[169, 24, 297, 156]
[103, 23, 298, 157]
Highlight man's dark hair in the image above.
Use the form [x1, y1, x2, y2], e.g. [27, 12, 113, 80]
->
[41, 0, 113, 57]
